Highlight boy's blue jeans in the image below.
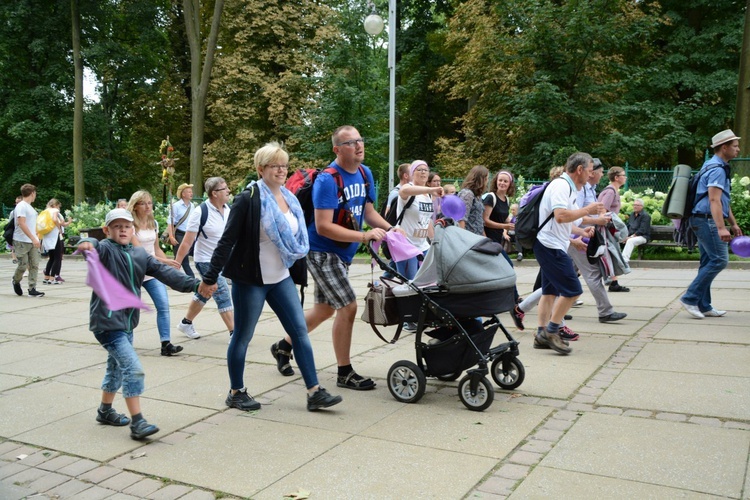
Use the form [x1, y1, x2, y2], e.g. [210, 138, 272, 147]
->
[94, 330, 145, 398]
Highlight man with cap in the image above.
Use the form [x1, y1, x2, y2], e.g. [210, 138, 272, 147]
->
[567, 158, 628, 323]
[680, 130, 743, 319]
[167, 183, 195, 277]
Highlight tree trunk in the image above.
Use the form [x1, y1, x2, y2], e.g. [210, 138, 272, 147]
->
[71, 0, 85, 203]
[183, 0, 224, 190]
[736, 0, 750, 159]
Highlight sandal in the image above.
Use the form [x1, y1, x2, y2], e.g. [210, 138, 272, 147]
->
[96, 407, 131, 426]
[337, 371, 376, 391]
[270, 342, 294, 376]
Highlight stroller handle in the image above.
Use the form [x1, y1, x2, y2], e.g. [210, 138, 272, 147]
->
[366, 240, 402, 277]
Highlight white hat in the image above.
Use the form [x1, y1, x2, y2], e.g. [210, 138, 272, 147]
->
[711, 129, 740, 148]
[104, 208, 134, 226]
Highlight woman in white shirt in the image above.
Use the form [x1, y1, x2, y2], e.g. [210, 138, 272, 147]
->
[128, 191, 183, 356]
[42, 199, 71, 284]
[395, 160, 443, 280]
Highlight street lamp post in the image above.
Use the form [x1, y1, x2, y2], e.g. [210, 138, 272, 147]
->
[364, 1, 396, 190]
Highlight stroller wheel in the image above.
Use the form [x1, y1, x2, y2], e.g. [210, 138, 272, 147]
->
[491, 356, 525, 390]
[435, 371, 461, 382]
[387, 361, 426, 404]
[458, 375, 494, 411]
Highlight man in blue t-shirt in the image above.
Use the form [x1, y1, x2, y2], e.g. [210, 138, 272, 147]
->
[271, 125, 394, 391]
[681, 129, 743, 319]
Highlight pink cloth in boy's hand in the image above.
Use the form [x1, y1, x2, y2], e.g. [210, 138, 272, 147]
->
[83, 249, 151, 312]
[372, 231, 423, 262]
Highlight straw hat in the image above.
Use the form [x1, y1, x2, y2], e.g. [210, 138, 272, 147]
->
[711, 129, 740, 148]
[176, 183, 194, 198]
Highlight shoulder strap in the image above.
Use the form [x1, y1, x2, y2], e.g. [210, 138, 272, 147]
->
[538, 178, 573, 231]
[395, 196, 416, 225]
[198, 202, 209, 239]
[174, 203, 192, 228]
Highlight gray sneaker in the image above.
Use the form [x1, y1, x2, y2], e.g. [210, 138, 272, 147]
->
[225, 388, 261, 411]
[307, 387, 343, 411]
[538, 330, 571, 355]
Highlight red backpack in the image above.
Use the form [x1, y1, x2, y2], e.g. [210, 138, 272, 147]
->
[286, 165, 369, 227]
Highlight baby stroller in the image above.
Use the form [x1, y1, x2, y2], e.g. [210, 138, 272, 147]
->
[367, 223, 525, 411]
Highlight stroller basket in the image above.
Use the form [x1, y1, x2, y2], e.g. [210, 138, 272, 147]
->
[422, 321, 498, 376]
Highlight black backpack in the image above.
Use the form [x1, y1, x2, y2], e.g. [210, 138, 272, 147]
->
[515, 178, 571, 249]
[3, 214, 15, 244]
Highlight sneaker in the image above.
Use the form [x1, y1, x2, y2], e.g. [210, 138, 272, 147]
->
[270, 342, 294, 376]
[12, 279, 22, 296]
[307, 387, 343, 411]
[54, 275, 65, 283]
[564, 314, 573, 320]
[403, 322, 418, 332]
[96, 407, 131, 426]
[160, 343, 183, 356]
[608, 283, 630, 292]
[680, 300, 704, 319]
[43, 278, 52, 285]
[599, 312, 627, 323]
[510, 305, 525, 331]
[130, 419, 159, 440]
[573, 300, 584, 307]
[538, 329, 571, 354]
[225, 388, 261, 411]
[559, 325, 580, 341]
[516, 253, 523, 262]
[533, 331, 569, 349]
[703, 308, 726, 317]
[28, 288, 45, 298]
[177, 321, 200, 339]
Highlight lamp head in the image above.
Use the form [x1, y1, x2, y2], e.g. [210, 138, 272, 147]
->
[364, 13, 384, 35]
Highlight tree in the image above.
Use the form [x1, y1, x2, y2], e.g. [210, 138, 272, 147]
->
[736, 0, 750, 159]
[183, 0, 224, 188]
[72, 0, 85, 203]
[203, 0, 338, 187]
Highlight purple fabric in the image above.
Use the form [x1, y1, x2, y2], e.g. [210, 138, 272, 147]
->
[83, 249, 151, 312]
[373, 231, 423, 263]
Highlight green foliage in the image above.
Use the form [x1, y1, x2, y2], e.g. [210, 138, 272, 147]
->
[730, 175, 750, 234]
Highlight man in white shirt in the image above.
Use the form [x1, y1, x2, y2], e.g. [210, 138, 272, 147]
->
[568, 158, 629, 321]
[174, 177, 234, 340]
[12, 184, 44, 297]
[534, 153, 604, 354]
[167, 183, 196, 277]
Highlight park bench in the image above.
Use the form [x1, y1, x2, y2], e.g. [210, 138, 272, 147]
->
[64, 227, 105, 254]
[637, 224, 691, 259]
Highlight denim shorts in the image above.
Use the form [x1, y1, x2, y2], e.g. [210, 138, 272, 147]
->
[194, 261, 233, 313]
[93, 330, 145, 398]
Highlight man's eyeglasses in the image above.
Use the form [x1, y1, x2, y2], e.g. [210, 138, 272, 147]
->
[265, 164, 289, 171]
[337, 138, 365, 147]
[213, 187, 229, 193]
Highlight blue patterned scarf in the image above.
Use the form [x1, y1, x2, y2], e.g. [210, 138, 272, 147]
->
[257, 179, 309, 267]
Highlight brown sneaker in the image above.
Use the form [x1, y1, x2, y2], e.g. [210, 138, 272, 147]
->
[539, 330, 571, 355]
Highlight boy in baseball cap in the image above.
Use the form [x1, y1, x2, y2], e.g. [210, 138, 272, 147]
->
[76, 208, 207, 440]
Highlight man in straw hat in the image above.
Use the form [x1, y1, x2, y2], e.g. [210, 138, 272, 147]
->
[167, 183, 195, 277]
[680, 129, 743, 319]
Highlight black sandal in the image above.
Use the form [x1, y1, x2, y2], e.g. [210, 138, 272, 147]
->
[96, 407, 131, 426]
[270, 342, 294, 376]
[337, 371, 376, 391]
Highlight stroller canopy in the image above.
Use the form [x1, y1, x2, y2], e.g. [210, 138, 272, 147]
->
[412, 225, 516, 294]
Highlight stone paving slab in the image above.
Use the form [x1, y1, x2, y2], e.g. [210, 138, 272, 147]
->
[598, 368, 750, 420]
[510, 466, 720, 498]
[541, 412, 749, 497]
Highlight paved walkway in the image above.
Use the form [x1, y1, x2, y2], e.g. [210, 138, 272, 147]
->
[1, 256, 749, 499]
